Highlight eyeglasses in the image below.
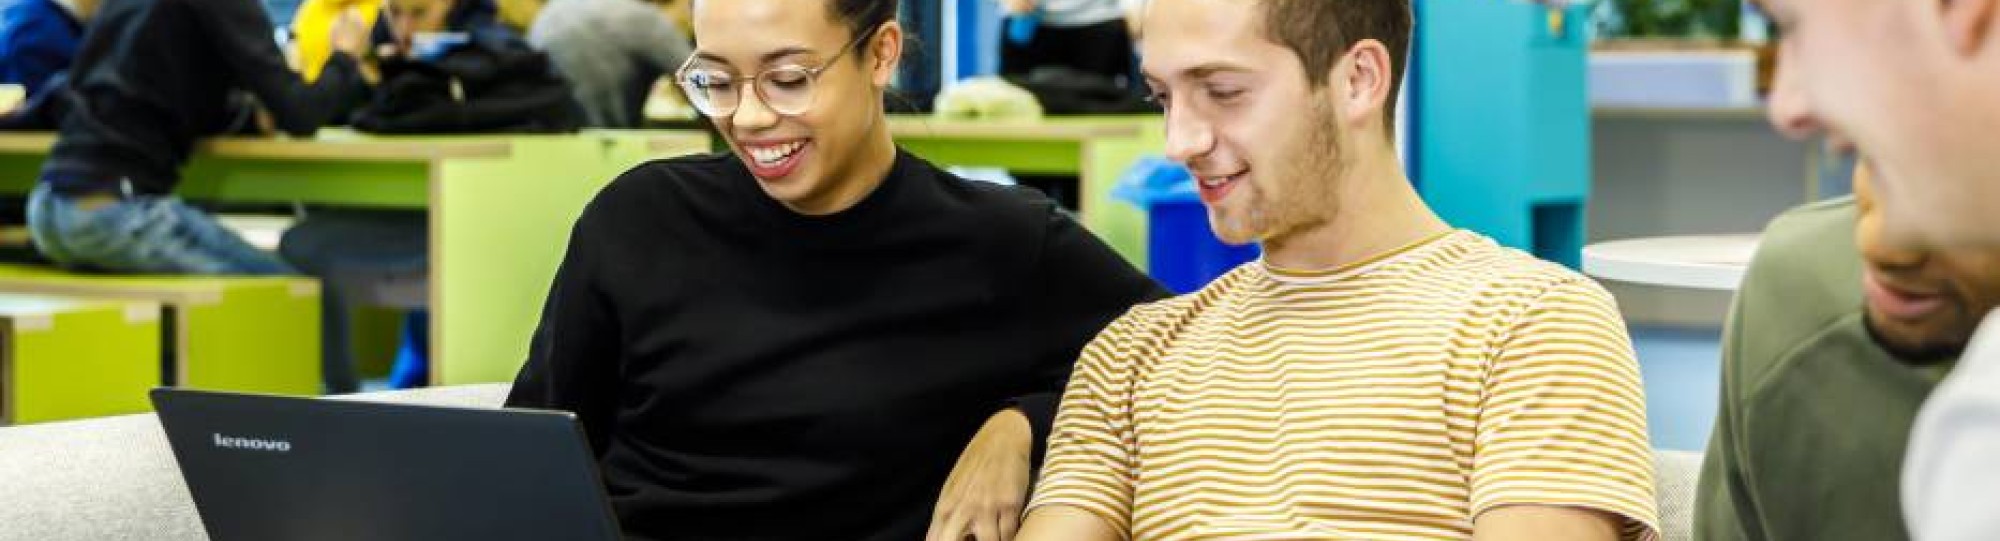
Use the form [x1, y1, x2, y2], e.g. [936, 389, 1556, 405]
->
[674, 33, 871, 118]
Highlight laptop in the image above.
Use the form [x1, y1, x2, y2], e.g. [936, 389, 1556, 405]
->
[150, 388, 623, 541]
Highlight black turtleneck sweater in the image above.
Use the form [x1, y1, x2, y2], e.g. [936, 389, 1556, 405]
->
[506, 150, 1166, 541]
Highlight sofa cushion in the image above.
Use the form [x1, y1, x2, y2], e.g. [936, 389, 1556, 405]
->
[1655, 449, 1704, 541]
[0, 384, 511, 541]
[0, 384, 1708, 541]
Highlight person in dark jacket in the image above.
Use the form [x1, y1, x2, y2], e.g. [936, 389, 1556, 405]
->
[289, 0, 512, 82]
[24, 0, 372, 275]
[370, 0, 514, 58]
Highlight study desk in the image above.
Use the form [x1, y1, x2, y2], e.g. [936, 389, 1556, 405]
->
[884, 116, 1162, 266]
[0, 130, 710, 386]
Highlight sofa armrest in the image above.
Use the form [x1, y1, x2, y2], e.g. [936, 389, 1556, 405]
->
[0, 383, 515, 541]
[1655, 449, 1705, 541]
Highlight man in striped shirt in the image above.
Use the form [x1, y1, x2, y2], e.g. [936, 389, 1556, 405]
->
[1014, 1, 1661, 540]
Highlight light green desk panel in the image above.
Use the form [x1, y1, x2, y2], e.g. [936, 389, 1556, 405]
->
[176, 278, 323, 394]
[432, 132, 711, 384]
[0, 268, 321, 396]
[0, 294, 161, 425]
[885, 115, 1164, 267]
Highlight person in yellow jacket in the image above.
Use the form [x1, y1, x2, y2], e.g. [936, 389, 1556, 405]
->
[290, 0, 378, 82]
[290, 0, 510, 82]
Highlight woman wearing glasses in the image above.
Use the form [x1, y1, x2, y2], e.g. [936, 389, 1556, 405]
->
[504, 1, 1165, 540]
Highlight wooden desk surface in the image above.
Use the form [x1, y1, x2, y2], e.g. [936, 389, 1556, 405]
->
[644, 115, 1157, 142]
[0, 267, 317, 305]
[0, 130, 514, 161]
[0, 133, 57, 154]
[0, 293, 147, 319]
[0, 130, 709, 163]
[206, 133, 514, 161]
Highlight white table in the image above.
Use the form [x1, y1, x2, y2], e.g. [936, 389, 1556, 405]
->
[1582, 234, 1762, 291]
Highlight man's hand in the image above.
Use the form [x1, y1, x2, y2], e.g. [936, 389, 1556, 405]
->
[255, 108, 276, 135]
[927, 409, 1035, 541]
[330, 8, 371, 59]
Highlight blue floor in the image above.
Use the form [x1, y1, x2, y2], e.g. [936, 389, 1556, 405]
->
[1631, 325, 1724, 451]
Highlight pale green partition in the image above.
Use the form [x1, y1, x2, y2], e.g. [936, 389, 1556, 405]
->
[1, 294, 161, 424]
[432, 133, 711, 384]
[0, 267, 322, 396]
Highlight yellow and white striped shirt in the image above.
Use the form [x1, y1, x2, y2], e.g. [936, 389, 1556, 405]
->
[1030, 231, 1660, 540]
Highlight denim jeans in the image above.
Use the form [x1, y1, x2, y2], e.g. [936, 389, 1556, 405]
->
[25, 184, 295, 275]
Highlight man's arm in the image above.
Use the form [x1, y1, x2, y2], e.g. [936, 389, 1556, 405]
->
[1475, 506, 1624, 541]
[1012, 305, 1152, 541]
[1018, 506, 1123, 541]
[196, 0, 370, 137]
[1471, 278, 1662, 540]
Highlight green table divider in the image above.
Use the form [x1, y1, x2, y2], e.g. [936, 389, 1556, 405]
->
[430, 134, 697, 384]
[0, 266, 322, 396]
[0, 294, 161, 425]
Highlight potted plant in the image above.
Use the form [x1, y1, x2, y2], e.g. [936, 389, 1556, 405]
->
[1596, 0, 1742, 40]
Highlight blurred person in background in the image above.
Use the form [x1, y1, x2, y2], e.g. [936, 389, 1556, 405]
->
[529, 0, 691, 127]
[0, 0, 95, 101]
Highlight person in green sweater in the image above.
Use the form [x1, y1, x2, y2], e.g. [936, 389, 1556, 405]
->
[1695, 168, 2000, 540]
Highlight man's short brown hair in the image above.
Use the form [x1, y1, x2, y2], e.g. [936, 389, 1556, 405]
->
[1260, 0, 1413, 132]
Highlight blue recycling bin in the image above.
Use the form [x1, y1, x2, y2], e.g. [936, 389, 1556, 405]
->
[1115, 157, 1261, 294]
[1005, 11, 1040, 45]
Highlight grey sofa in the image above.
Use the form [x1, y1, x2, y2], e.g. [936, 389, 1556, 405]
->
[0, 384, 513, 541]
[0, 385, 1706, 540]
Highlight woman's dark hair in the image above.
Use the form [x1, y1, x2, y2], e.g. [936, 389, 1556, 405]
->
[830, 0, 898, 58]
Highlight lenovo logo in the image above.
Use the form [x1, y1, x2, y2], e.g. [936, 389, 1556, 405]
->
[212, 433, 292, 453]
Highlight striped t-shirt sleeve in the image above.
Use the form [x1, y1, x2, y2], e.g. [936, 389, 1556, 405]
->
[1471, 278, 1662, 540]
[1028, 309, 1147, 538]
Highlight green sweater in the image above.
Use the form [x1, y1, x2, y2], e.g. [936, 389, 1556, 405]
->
[1695, 197, 1955, 541]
